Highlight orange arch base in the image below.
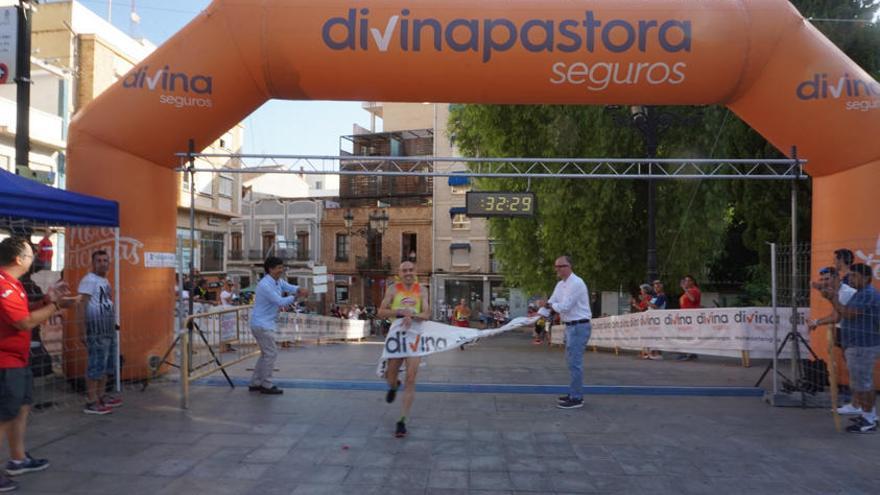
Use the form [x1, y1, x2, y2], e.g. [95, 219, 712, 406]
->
[67, 0, 880, 379]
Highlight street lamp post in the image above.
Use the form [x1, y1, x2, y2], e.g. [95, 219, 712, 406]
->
[343, 208, 389, 237]
[629, 106, 660, 284]
[606, 105, 693, 284]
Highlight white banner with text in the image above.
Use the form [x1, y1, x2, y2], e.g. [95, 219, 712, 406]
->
[377, 316, 539, 377]
[550, 307, 809, 358]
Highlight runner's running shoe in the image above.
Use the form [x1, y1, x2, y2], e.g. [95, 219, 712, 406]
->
[394, 420, 407, 438]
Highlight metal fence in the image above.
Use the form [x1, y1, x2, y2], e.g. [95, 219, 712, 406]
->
[173, 306, 372, 407]
[765, 237, 880, 421]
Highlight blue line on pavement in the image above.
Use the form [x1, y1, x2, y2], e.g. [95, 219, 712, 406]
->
[196, 377, 764, 397]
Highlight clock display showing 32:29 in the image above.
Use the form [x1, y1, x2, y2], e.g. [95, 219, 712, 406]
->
[465, 192, 537, 217]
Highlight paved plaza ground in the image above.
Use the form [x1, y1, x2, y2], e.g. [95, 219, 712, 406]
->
[8, 328, 880, 494]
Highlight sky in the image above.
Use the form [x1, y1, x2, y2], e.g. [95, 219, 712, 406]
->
[73, 0, 374, 156]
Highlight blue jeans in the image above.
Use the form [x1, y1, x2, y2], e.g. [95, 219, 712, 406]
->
[86, 335, 117, 380]
[565, 322, 591, 400]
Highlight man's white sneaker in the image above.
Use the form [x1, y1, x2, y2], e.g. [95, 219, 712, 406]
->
[836, 403, 863, 415]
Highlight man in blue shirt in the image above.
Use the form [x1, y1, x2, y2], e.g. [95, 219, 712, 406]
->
[825, 263, 880, 433]
[249, 256, 308, 395]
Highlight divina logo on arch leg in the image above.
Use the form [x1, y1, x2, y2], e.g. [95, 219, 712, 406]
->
[123, 65, 215, 109]
[796, 73, 880, 112]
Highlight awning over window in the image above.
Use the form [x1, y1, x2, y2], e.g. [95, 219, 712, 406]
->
[447, 173, 470, 186]
[450, 243, 471, 251]
[449, 207, 467, 217]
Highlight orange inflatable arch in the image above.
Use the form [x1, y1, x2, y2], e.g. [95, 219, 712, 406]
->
[66, 0, 880, 378]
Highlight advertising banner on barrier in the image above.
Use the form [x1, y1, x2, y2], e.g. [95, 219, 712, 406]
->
[219, 312, 237, 342]
[551, 307, 809, 358]
[276, 313, 369, 341]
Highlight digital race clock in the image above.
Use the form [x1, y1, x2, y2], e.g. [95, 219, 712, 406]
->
[465, 191, 536, 217]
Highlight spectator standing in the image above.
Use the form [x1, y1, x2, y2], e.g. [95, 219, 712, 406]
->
[36, 232, 53, 270]
[453, 299, 471, 328]
[538, 255, 592, 410]
[649, 280, 667, 310]
[77, 250, 121, 415]
[248, 257, 308, 395]
[631, 284, 652, 313]
[348, 305, 362, 320]
[330, 305, 342, 319]
[218, 280, 238, 353]
[1, 237, 76, 492]
[808, 266, 857, 413]
[821, 264, 880, 434]
[219, 280, 235, 306]
[193, 278, 213, 313]
[643, 280, 668, 360]
[631, 284, 652, 359]
[834, 248, 854, 285]
[675, 275, 701, 361]
[679, 275, 701, 309]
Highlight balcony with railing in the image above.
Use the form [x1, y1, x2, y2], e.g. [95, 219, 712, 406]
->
[356, 256, 391, 272]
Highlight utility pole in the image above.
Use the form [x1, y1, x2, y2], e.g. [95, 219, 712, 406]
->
[14, 0, 34, 175]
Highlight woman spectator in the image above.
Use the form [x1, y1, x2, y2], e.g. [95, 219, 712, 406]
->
[643, 280, 667, 360]
[219, 280, 236, 307]
[631, 284, 654, 360]
[631, 284, 653, 313]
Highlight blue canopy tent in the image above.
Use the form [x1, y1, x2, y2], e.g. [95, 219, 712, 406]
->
[0, 167, 118, 227]
[0, 167, 122, 391]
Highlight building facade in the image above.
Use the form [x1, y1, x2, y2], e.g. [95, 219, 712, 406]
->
[333, 102, 517, 320]
[227, 194, 323, 295]
[321, 205, 431, 312]
[321, 108, 433, 312]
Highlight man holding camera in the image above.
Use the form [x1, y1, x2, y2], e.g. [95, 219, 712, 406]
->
[817, 263, 880, 434]
[249, 256, 308, 395]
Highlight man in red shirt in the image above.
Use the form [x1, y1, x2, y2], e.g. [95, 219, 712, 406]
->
[676, 275, 702, 361]
[0, 237, 76, 492]
[36, 233, 53, 269]
[679, 275, 702, 309]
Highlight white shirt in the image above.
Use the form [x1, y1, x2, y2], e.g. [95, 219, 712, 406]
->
[835, 282, 857, 329]
[547, 272, 592, 323]
[78, 272, 114, 316]
[220, 290, 234, 306]
[839, 282, 856, 305]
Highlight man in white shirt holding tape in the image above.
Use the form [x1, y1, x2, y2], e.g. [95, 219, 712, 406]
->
[538, 255, 592, 409]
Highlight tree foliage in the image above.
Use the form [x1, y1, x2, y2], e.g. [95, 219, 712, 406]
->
[448, 1, 880, 301]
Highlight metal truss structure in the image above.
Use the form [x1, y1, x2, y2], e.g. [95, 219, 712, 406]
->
[177, 154, 807, 181]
